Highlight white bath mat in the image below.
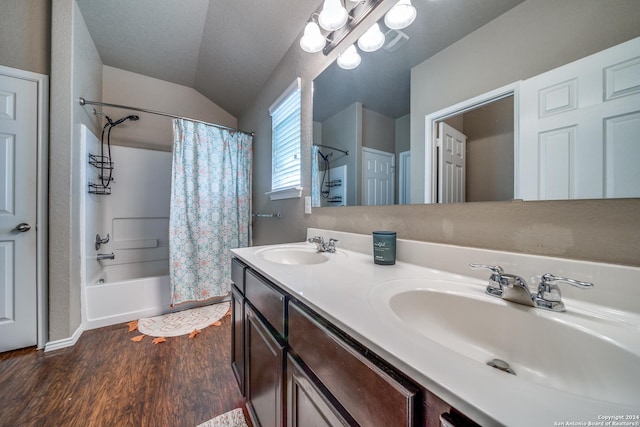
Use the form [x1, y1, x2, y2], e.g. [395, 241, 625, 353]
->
[196, 408, 248, 427]
[136, 302, 230, 338]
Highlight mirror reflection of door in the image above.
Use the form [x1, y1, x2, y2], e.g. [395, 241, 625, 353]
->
[362, 147, 395, 205]
[434, 95, 515, 203]
[438, 122, 467, 203]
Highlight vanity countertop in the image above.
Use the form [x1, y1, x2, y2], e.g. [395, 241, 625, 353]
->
[231, 228, 640, 426]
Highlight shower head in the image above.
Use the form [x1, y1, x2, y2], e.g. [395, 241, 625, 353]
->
[318, 150, 330, 162]
[107, 114, 140, 127]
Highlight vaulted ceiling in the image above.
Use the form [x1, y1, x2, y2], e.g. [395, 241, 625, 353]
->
[76, 0, 321, 118]
[76, 0, 525, 120]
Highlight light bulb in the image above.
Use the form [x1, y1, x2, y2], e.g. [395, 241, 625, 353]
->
[357, 23, 385, 52]
[337, 45, 361, 70]
[384, 0, 417, 30]
[318, 0, 348, 31]
[300, 22, 325, 53]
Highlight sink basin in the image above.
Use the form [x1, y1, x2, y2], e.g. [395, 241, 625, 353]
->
[256, 246, 332, 265]
[370, 279, 640, 406]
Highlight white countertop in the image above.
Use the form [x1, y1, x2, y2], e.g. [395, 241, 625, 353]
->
[231, 228, 640, 427]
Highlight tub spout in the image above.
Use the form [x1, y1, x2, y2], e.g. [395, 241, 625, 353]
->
[97, 253, 115, 260]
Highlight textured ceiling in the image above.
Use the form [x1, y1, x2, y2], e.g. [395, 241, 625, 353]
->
[76, 0, 321, 118]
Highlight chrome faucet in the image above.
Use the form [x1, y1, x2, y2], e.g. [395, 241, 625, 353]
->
[307, 236, 339, 253]
[469, 264, 593, 312]
[97, 253, 115, 260]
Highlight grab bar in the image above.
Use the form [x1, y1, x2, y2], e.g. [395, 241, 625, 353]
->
[252, 212, 281, 218]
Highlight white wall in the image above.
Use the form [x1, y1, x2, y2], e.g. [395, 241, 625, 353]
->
[0, 0, 50, 75]
[102, 66, 237, 151]
[362, 108, 395, 154]
[50, 0, 103, 341]
[321, 102, 361, 206]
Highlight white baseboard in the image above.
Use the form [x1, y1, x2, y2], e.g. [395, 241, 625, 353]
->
[44, 324, 84, 352]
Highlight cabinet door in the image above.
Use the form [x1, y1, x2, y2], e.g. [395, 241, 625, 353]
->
[287, 354, 350, 427]
[425, 391, 480, 427]
[288, 301, 418, 427]
[231, 286, 245, 396]
[246, 305, 285, 427]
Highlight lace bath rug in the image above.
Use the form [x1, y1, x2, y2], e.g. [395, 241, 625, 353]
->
[129, 302, 230, 342]
[196, 408, 248, 427]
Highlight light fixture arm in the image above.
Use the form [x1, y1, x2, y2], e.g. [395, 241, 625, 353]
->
[322, 0, 385, 55]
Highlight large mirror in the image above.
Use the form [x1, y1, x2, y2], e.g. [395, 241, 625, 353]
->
[311, 0, 640, 207]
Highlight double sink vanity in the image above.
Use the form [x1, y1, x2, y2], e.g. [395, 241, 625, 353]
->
[230, 228, 640, 426]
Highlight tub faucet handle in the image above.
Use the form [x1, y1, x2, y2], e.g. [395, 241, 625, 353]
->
[95, 233, 110, 250]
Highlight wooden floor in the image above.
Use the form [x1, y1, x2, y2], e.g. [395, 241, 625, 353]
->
[0, 314, 248, 427]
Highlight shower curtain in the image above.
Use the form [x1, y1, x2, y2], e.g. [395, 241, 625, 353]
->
[170, 119, 252, 305]
[311, 145, 321, 207]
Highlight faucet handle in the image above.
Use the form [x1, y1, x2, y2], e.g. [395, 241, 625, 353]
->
[326, 238, 339, 252]
[537, 273, 593, 302]
[470, 264, 505, 297]
[469, 264, 504, 275]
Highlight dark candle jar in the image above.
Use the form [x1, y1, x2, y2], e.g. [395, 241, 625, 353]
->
[372, 231, 396, 265]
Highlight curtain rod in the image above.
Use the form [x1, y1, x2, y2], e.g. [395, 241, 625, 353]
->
[314, 144, 349, 156]
[79, 97, 254, 136]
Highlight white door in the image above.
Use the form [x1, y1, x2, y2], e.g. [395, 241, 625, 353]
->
[438, 122, 467, 203]
[398, 150, 410, 204]
[518, 36, 640, 200]
[362, 147, 394, 205]
[0, 73, 38, 352]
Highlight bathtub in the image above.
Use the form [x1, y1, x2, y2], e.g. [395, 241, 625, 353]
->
[83, 265, 227, 330]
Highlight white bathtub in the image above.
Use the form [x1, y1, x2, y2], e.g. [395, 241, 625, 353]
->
[83, 266, 226, 330]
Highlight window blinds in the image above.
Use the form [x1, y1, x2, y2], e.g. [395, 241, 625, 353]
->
[270, 79, 301, 192]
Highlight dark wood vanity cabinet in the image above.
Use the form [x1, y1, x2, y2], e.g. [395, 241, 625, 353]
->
[246, 304, 285, 427]
[424, 391, 480, 427]
[231, 285, 245, 396]
[231, 257, 482, 427]
[286, 354, 349, 427]
[230, 258, 246, 396]
[288, 301, 419, 427]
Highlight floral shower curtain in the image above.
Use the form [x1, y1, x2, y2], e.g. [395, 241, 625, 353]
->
[311, 145, 321, 207]
[170, 119, 252, 305]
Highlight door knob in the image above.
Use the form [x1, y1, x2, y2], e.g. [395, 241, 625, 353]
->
[16, 223, 31, 232]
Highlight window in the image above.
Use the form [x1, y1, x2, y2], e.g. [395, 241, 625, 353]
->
[267, 78, 302, 200]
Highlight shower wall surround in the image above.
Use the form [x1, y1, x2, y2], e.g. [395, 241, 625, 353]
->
[97, 145, 172, 279]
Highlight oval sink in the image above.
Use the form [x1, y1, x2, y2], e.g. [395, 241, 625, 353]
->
[256, 246, 331, 265]
[370, 280, 640, 406]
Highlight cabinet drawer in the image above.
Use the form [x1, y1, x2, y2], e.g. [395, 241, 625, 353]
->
[245, 269, 286, 338]
[231, 258, 246, 294]
[288, 301, 418, 427]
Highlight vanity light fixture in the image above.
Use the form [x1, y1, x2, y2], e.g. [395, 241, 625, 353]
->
[300, 21, 326, 53]
[357, 22, 385, 52]
[299, 0, 416, 70]
[384, 0, 416, 30]
[318, 0, 349, 31]
[337, 44, 362, 69]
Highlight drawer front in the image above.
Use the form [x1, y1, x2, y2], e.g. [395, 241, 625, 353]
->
[245, 269, 286, 337]
[288, 301, 417, 427]
[231, 258, 246, 294]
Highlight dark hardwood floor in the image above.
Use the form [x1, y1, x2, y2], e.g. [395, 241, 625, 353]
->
[0, 314, 248, 427]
